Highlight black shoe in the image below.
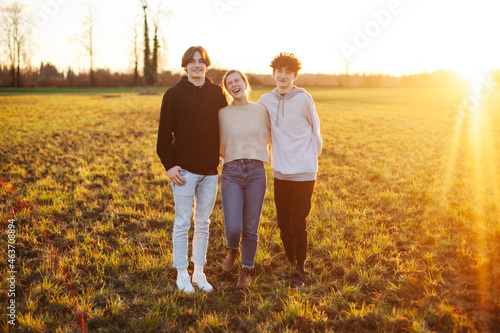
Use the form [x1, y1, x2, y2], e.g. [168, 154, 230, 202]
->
[289, 270, 306, 289]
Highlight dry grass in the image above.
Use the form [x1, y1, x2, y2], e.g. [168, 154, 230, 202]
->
[1, 85, 499, 332]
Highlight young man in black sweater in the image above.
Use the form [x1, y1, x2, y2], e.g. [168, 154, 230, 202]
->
[157, 46, 227, 293]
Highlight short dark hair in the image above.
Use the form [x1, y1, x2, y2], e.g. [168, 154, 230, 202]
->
[270, 53, 302, 75]
[181, 46, 211, 68]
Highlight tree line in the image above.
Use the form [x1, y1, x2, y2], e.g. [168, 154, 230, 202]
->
[2, 63, 499, 89]
[0, 0, 167, 88]
[1, 1, 499, 89]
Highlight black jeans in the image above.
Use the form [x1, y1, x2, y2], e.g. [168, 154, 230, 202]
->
[273, 178, 315, 272]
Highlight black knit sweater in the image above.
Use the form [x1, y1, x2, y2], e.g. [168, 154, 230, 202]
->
[157, 76, 227, 175]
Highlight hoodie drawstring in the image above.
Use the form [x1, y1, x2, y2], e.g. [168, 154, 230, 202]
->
[272, 87, 307, 125]
[276, 97, 281, 125]
[276, 96, 286, 125]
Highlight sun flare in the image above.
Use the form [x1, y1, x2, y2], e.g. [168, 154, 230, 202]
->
[458, 66, 491, 87]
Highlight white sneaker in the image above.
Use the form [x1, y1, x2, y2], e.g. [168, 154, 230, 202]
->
[176, 276, 194, 294]
[192, 273, 213, 292]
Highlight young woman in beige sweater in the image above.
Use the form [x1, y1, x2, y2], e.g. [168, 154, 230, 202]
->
[219, 70, 271, 288]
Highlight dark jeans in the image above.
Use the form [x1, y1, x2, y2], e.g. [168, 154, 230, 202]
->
[273, 178, 315, 272]
[221, 159, 267, 269]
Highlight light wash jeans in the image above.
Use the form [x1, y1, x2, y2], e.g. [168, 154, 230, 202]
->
[171, 169, 218, 270]
[221, 159, 267, 269]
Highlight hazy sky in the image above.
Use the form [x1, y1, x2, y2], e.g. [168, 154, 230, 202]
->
[24, 0, 500, 76]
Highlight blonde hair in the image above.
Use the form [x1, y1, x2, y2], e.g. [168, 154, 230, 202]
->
[222, 70, 251, 103]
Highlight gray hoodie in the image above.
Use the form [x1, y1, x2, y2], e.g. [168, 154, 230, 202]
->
[258, 87, 322, 181]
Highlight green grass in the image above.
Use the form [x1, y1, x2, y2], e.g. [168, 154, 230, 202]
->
[1, 86, 499, 332]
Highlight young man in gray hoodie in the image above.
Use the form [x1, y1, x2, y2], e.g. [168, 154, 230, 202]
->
[258, 53, 322, 288]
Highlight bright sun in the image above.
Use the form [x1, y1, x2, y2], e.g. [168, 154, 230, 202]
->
[458, 65, 490, 85]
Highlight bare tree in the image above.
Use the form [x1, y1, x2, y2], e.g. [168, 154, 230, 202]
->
[141, 0, 153, 85]
[76, 0, 98, 87]
[123, 13, 141, 86]
[151, 4, 170, 85]
[140, 0, 170, 86]
[151, 23, 158, 84]
[132, 16, 140, 86]
[1, 0, 32, 87]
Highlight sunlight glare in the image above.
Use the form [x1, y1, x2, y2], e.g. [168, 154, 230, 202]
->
[458, 66, 490, 91]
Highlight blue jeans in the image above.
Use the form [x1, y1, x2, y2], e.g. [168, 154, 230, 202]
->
[221, 159, 267, 269]
[171, 169, 218, 270]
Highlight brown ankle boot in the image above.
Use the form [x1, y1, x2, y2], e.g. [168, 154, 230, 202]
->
[222, 248, 239, 272]
[236, 267, 250, 289]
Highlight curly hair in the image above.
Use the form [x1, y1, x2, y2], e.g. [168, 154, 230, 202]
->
[270, 53, 302, 74]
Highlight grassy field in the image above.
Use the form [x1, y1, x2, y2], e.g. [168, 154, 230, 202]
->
[0, 87, 167, 95]
[1, 85, 499, 332]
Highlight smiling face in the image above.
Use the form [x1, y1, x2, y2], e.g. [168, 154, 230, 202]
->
[225, 72, 247, 101]
[273, 67, 298, 93]
[185, 51, 207, 81]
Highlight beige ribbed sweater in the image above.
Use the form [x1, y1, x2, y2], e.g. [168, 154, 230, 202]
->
[219, 102, 271, 164]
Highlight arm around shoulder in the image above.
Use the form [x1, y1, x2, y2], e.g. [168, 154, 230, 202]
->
[263, 105, 272, 145]
[306, 97, 322, 155]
